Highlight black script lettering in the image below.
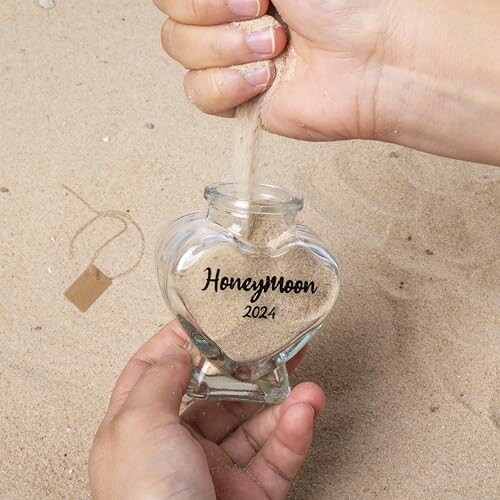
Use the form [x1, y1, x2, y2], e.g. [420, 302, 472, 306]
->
[250, 278, 265, 303]
[229, 277, 242, 289]
[242, 278, 253, 291]
[201, 267, 220, 292]
[269, 276, 285, 293]
[303, 281, 318, 294]
[220, 276, 229, 290]
[201, 267, 318, 300]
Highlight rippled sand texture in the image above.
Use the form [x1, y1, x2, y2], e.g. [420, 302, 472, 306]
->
[0, 2, 499, 499]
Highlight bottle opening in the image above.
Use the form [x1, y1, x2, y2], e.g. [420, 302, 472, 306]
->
[204, 182, 303, 215]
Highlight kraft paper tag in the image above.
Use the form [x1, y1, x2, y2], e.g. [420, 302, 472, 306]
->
[65, 264, 112, 312]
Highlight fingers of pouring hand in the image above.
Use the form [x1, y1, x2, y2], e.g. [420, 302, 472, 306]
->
[153, 0, 269, 25]
[162, 20, 287, 70]
[184, 63, 275, 115]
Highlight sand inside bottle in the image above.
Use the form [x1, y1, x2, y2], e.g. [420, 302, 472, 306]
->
[176, 244, 337, 361]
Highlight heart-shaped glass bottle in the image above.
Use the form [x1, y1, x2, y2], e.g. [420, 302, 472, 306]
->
[156, 183, 340, 403]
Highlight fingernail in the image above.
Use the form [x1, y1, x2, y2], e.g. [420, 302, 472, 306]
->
[243, 65, 271, 87]
[228, 0, 260, 18]
[246, 28, 276, 55]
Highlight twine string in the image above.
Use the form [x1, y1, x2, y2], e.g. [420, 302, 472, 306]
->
[63, 185, 145, 280]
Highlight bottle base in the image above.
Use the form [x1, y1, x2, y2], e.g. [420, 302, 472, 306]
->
[186, 361, 291, 404]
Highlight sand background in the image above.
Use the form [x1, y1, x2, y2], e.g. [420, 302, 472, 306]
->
[0, 1, 499, 498]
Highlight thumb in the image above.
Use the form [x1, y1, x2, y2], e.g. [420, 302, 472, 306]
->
[121, 343, 191, 423]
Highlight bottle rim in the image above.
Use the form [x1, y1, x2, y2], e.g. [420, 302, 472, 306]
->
[204, 182, 304, 215]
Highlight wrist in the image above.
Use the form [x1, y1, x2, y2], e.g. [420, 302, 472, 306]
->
[373, 0, 500, 166]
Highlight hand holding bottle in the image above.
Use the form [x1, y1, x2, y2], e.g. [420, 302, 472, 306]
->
[89, 322, 325, 500]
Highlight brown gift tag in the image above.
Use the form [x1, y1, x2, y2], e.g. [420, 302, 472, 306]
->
[65, 264, 112, 312]
[62, 185, 145, 312]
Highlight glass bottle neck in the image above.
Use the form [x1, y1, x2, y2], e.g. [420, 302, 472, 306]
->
[207, 206, 297, 245]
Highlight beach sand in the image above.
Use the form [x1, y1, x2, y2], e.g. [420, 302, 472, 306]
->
[0, 1, 499, 498]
